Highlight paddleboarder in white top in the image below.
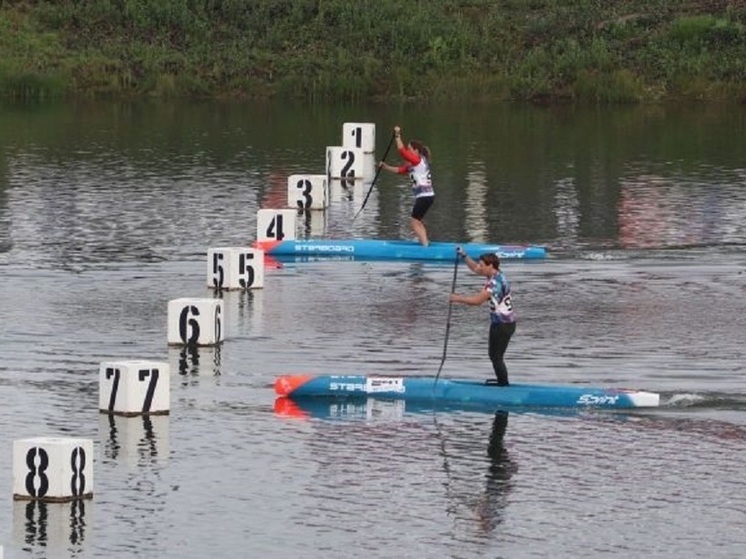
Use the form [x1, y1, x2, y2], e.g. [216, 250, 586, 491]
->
[450, 249, 516, 386]
[378, 125, 435, 247]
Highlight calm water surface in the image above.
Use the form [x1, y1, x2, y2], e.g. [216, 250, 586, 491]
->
[1, 101, 745, 558]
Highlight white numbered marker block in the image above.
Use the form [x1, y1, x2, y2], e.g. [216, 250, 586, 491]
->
[207, 247, 264, 290]
[167, 298, 224, 346]
[257, 208, 297, 242]
[13, 438, 94, 502]
[363, 152, 376, 181]
[342, 122, 376, 153]
[326, 146, 366, 180]
[288, 174, 328, 210]
[99, 360, 170, 416]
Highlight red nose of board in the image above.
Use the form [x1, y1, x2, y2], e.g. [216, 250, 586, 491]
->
[274, 375, 313, 396]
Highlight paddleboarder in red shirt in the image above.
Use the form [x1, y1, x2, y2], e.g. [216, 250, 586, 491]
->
[378, 125, 435, 246]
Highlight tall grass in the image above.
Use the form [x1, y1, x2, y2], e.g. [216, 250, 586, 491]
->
[1, 0, 745, 102]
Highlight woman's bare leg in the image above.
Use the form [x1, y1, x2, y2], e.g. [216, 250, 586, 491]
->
[411, 217, 429, 247]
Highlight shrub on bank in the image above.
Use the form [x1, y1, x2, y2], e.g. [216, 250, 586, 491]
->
[1, 0, 745, 102]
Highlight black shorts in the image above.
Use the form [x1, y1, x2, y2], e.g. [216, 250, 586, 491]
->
[411, 196, 434, 220]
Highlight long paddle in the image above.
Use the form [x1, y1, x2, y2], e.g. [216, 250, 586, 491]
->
[352, 131, 395, 222]
[434, 249, 460, 387]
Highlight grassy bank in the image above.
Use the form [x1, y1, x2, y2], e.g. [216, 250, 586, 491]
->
[1, 0, 745, 103]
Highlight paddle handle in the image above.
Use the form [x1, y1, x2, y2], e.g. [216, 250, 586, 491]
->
[353, 131, 396, 222]
[434, 250, 460, 386]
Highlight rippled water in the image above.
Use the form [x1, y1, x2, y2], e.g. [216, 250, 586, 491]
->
[1, 101, 745, 558]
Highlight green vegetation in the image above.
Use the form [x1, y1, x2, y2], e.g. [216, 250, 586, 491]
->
[1, 0, 745, 103]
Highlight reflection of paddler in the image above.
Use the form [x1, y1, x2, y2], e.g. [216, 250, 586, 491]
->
[618, 176, 665, 249]
[487, 410, 509, 463]
[263, 170, 290, 209]
[475, 410, 517, 533]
